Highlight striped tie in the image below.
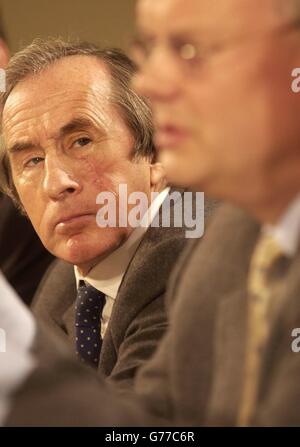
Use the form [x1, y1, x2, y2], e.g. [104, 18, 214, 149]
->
[238, 233, 285, 426]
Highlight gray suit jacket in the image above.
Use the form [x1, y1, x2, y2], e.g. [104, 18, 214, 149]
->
[9, 202, 297, 427]
[31, 191, 217, 389]
[133, 203, 300, 426]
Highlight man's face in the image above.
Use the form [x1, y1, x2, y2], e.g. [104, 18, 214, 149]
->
[134, 0, 300, 207]
[3, 56, 153, 271]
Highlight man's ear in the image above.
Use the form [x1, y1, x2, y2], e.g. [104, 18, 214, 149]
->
[150, 162, 168, 191]
[0, 38, 9, 68]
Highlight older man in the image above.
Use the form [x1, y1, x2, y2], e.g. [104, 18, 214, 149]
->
[0, 38, 210, 389]
[3, 0, 300, 427]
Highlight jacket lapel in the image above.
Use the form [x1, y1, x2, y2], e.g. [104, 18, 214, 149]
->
[205, 288, 248, 425]
[100, 189, 188, 374]
[33, 260, 76, 347]
[201, 205, 261, 425]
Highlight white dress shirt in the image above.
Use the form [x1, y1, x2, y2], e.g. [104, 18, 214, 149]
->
[0, 271, 36, 425]
[75, 187, 170, 338]
[263, 193, 300, 256]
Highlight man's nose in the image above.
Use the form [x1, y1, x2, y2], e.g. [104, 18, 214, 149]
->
[43, 156, 82, 200]
[132, 49, 182, 102]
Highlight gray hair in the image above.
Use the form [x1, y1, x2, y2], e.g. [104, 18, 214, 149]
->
[0, 38, 155, 206]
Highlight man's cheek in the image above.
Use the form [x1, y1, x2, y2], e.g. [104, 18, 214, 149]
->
[87, 167, 117, 194]
[17, 184, 35, 207]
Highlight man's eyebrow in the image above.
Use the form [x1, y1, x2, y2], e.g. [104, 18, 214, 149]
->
[7, 141, 35, 155]
[7, 118, 98, 154]
[59, 117, 95, 137]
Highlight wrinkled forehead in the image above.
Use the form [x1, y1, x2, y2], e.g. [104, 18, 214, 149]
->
[136, 0, 283, 38]
[2, 55, 114, 133]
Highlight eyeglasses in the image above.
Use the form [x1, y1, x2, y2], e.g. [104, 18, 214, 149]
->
[130, 18, 300, 78]
[130, 37, 218, 77]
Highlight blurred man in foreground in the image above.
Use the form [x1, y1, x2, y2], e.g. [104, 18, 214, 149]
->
[2, 0, 300, 426]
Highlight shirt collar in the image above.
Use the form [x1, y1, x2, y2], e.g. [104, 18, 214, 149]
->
[74, 187, 170, 298]
[263, 192, 300, 257]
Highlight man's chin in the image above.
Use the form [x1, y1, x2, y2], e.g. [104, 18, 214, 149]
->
[164, 162, 205, 190]
[159, 148, 199, 188]
[53, 234, 123, 270]
[58, 252, 94, 269]
[50, 237, 94, 267]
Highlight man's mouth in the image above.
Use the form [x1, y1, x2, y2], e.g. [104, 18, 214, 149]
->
[154, 124, 188, 149]
[55, 213, 95, 234]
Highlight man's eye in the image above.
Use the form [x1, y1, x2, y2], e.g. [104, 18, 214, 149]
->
[130, 38, 154, 66]
[74, 137, 92, 147]
[25, 157, 44, 168]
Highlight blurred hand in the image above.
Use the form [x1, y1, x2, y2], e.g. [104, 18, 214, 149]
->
[0, 271, 36, 350]
[0, 271, 36, 425]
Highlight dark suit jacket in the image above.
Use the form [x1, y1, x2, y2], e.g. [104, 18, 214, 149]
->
[0, 193, 54, 305]
[31, 191, 218, 389]
[11, 202, 299, 427]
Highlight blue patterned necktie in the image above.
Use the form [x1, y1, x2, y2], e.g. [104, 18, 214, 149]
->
[75, 281, 106, 367]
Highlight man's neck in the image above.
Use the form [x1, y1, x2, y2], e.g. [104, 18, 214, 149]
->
[246, 188, 300, 225]
[76, 235, 130, 277]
